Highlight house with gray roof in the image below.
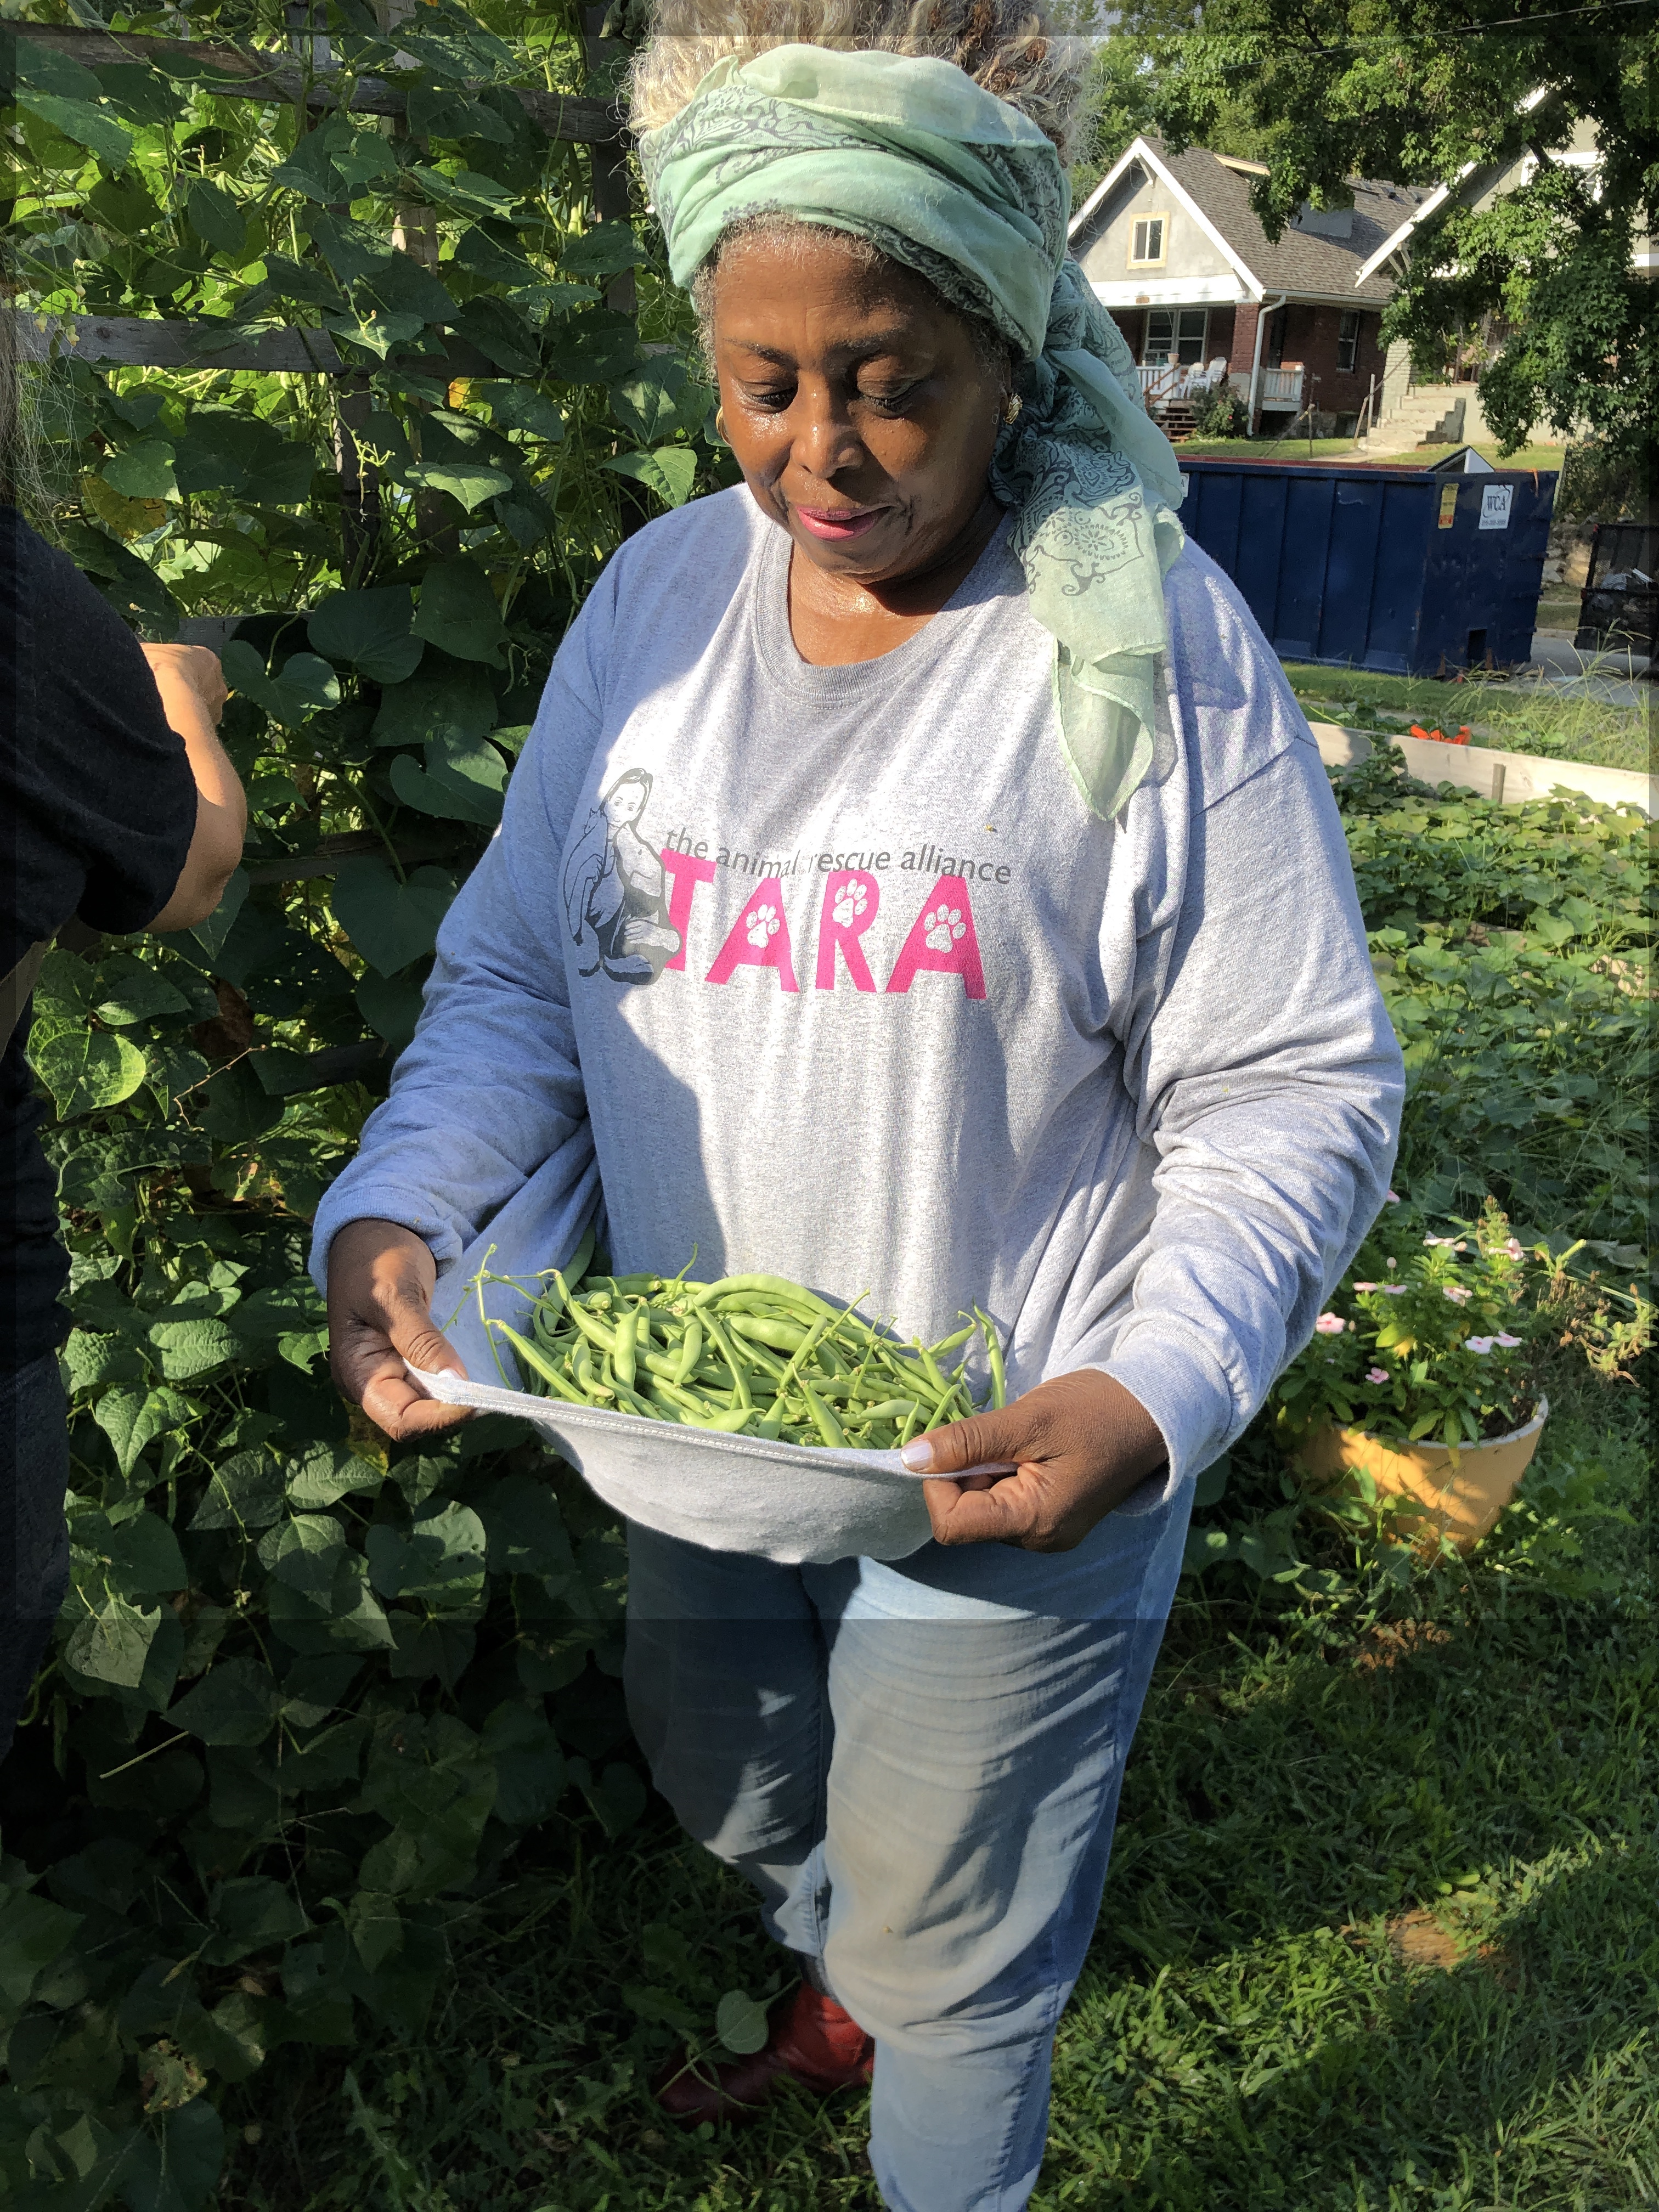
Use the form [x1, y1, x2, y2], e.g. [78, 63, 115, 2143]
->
[1069, 136, 1429, 437]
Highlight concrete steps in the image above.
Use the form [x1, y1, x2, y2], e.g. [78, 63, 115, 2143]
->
[1356, 385, 1474, 458]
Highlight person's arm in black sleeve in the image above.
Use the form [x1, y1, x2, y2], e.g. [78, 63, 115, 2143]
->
[8, 521, 245, 948]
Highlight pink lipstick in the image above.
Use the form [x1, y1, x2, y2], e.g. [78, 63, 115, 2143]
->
[794, 504, 883, 542]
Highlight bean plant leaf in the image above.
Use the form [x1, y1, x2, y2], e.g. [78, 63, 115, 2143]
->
[186, 178, 246, 255]
[400, 457, 515, 512]
[330, 857, 456, 977]
[15, 91, 134, 168]
[105, 1519, 184, 1602]
[389, 735, 507, 826]
[561, 223, 648, 278]
[359, 247, 458, 326]
[0, 1888, 85, 2010]
[8, 39, 107, 102]
[188, 1450, 285, 1532]
[94, 1386, 189, 1479]
[346, 1889, 404, 1972]
[104, 438, 177, 500]
[120, 2085, 226, 2209]
[452, 295, 540, 376]
[365, 1501, 488, 1616]
[94, 969, 190, 1026]
[186, 865, 249, 962]
[715, 1990, 771, 2056]
[31, 1028, 148, 1119]
[167, 1657, 281, 1748]
[370, 665, 498, 748]
[411, 560, 507, 664]
[173, 411, 317, 506]
[482, 1701, 566, 1826]
[603, 447, 699, 509]
[610, 358, 702, 444]
[286, 1442, 384, 1510]
[65, 1595, 162, 1689]
[476, 382, 565, 441]
[357, 969, 426, 1049]
[222, 641, 340, 726]
[307, 586, 424, 684]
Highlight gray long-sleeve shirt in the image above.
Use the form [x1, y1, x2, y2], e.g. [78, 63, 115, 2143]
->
[311, 489, 1403, 1492]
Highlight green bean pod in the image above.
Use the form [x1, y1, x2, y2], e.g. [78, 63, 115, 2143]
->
[800, 1383, 846, 1448]
[562, 1298, 618, 1357]
[612, 1310, 638, 1389]
[694, 1273, 840, 1319]
[729, 1313, 808, 1355]
[976, 1308, 1007, 1410]
[492, 1322, 588, 1406]
[673, 1317, 703, 1385]
[699, 1313, 753, 1408]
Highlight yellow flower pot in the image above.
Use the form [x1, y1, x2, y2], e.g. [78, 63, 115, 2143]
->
[1299, 1398, 1549, 1555]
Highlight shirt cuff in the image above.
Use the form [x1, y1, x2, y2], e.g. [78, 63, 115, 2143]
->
[1086, 1324, 1238, 1492]
[308, 1181, 465, 1296]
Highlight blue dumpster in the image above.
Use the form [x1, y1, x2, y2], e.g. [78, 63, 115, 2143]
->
[1174, 455, 1558, 675]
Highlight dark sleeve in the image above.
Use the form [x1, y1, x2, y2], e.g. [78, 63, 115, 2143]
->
[1, 509, 199, 956]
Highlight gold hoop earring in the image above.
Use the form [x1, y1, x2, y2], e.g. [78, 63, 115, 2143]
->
[714, 406, 729, 444]
[1002, 393, 1023, 426]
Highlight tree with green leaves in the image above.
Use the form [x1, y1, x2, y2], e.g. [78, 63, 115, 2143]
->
[1137, 0, 1655, 459]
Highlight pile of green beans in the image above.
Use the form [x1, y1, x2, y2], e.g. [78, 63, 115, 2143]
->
[488, 1238, 1005, 1449]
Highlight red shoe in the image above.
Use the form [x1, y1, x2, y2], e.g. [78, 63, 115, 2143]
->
[653, 1983, 874, 2128]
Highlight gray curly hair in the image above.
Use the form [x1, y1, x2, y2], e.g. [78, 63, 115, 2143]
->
[627, 0, 1088, 163]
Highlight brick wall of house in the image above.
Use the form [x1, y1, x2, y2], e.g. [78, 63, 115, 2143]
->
[1108, 307, 1144, 356]
[1229, 304, 1260, 376]
[1263, 302, 1388, 425]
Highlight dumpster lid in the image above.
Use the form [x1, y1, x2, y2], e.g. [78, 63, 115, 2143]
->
[1425, 445, 1497, 475]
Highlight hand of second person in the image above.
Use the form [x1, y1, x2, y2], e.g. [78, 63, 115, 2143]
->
[140, 641, 229, 724]
[326, 1217, 472, 1443]
[902, 1369, 1169, 1550]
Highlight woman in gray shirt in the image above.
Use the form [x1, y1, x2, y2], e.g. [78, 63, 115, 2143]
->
[317, 5, 1403, 2202]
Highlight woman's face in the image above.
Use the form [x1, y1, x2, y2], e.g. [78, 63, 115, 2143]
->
[708, 229, 1006, 588]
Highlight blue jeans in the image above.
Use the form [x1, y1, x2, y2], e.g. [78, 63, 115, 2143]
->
[624, 1474, 1193, 2212]
[1, 1351, 71, 1765]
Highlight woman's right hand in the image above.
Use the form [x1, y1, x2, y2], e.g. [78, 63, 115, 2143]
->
[326, 1217, 472, 1441]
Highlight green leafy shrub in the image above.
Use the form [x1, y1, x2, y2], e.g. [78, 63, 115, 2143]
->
[1190, 380, 1247, 438]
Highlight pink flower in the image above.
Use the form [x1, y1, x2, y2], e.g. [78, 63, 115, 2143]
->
[1466, 1336, 1494, 1353]
[1501, 1238, 1523, 1260]
[1353, 1282, 1378, 1292]
[1443, 1285, 1472, 1305]
[1314, 1313, 1346, 1334]
[1385, 1190, 1401, 1205]
[1366, 1367, 1390, 1384]
[1378, 1284, 1407, 1295]
[1495, 1332, 1522, 1348]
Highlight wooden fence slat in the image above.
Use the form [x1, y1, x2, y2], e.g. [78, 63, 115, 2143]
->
[7, 310, 506, 379]
[10, 21, 619, 144]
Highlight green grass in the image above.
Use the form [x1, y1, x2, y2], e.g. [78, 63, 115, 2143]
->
[217, 1380, 1655, 2212]
[1284, 664, 1652, 775]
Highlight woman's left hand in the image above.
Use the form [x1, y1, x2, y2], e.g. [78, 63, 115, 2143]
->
[902, 1370, 1169, 1551]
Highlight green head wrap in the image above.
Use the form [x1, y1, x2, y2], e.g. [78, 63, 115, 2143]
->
[638, 44, 1187, 822]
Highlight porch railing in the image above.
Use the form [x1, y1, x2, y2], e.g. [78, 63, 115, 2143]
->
[1259, 364, 1305, 409]
[1136, 362, 1228, 406]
